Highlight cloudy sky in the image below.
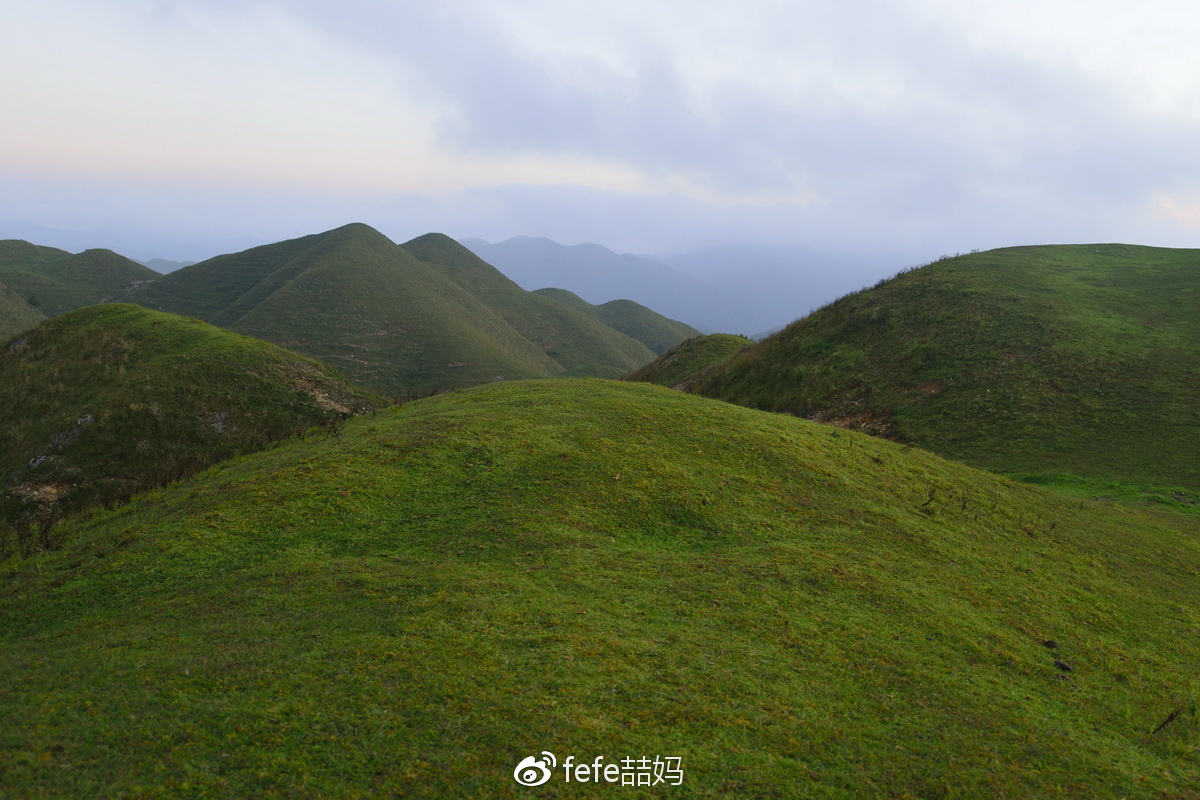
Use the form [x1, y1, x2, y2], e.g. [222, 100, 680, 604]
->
[3, 0, 1200, 273]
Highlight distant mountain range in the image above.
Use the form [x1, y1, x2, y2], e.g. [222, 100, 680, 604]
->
[461, 236, 870, 336]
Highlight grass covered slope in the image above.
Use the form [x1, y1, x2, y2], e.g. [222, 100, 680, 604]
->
[0, 303, 382, 549]
[2, 379, 1199, 797]
[401, 234, 656, 374]
[0, 279, 45, 338]
[625, 333, 754, 389]
[129, 224, 561, 396]
[0, 240, 159, 318]
[696, 244, 1200, 492]
[532, 287, 702, 354]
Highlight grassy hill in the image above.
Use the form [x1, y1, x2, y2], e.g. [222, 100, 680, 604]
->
[0, 279, 45, 338]
[532, 287, 701, 354]
[0, 240, 159, 317]
[0, 303, 383, 552]
[695, 244, 1200, 494]
[128, 224, 561, 396]
[624, 333, 754, 389]
[401, 234, 655, 374]
[2, 379, 1199, 797]
[129, 224, 655, 396]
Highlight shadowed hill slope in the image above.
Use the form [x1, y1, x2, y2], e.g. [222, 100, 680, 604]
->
[532, 287, 701, 354]
[0, 240, 159, 317]
[0, 279, 45, 338]
[401, 234, 655, 374]
[129, 224, 658, 395]
[695, 244, 1200, 492]
[0, 303, 383, 545]
[2, 379, 1199, 797]
[624, 333, 754, 389]
[128, 224, 564, 395]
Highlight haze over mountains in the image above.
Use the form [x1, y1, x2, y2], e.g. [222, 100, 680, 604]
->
[461, 236, 868, 336]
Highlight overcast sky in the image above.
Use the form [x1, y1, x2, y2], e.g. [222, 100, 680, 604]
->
[3, 0, 1200, 273]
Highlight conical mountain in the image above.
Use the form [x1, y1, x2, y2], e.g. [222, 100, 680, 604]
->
[0, 303, 383, 542]
[0, 239, 159, 317]
[695, 244, 1200, 492]
[532, 287, 701, 354]
[129, 223, 566, 395]
[401, 233, 655, 373]
[129, 224, 658, 395]
[3, 379, 1199, 796]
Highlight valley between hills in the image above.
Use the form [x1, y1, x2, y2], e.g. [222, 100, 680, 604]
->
[1, 224, 1198, 798]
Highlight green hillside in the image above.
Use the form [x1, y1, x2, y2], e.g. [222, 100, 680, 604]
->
[625, 333, 754, 389]
[128, 224, 562, 396]
[0, 240, 159, 317]
[401, 234, 655, 374]
[0, 303, 382, 551]
[532, 287, 701, 354]
[2, 379, 1199, 797]
[0, 279, 45, 338]
[696, 244, 1200, 493]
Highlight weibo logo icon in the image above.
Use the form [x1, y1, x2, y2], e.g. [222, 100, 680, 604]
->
[513, 751, 557, 786]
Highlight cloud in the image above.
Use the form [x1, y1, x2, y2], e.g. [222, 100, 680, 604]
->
[3, 0, 1200, 264]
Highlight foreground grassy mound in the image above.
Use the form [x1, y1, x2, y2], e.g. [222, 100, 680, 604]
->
[696, 244, 1200, 493]
[624, 333, 754, 389]
[0, 304, 382, 551]
[2, 380, 1198, 798]
[0, 240, 158, 318]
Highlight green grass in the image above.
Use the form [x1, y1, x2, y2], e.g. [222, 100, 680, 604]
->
[0, 240, 158, 318]
[2, 379, 1198, 798]
[625, 333, 754, 388]
[402, 234, 656, 372]
[0, 279, 45, 338]
[0, 303, 383, 551]
[129, 224, 658, 397]
[532, 287, 701, 354]
[696, 244, 1200, 493]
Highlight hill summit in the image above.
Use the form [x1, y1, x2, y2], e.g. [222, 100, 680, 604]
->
[0, 303, 382, 549]
[695, 244, 1200, 492]
[128, 224, 664, 395]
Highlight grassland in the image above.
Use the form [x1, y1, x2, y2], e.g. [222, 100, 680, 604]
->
[532, 287, 701, 354]
[2, 379, 1198, 798]
[128, 224, 659, 396]
[695, 244, 1200, 494]
[0, 240, 158, 318]
[0, 279, 45, 338]
[401, 234, 656, 375]
[625, 333, 754, 389]
[0, 303, 382, 553]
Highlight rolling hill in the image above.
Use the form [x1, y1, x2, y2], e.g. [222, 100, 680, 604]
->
[1, 379, 1198, 797]
[532, 287, 701, 354]
[128, 224, 655, 396]
[0, 240, 159, 317]
[0, 303, 382, 550]
[399, 233, 655, 374]
[694, 244, 1200, 494]
[624, 333, 754, 389]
